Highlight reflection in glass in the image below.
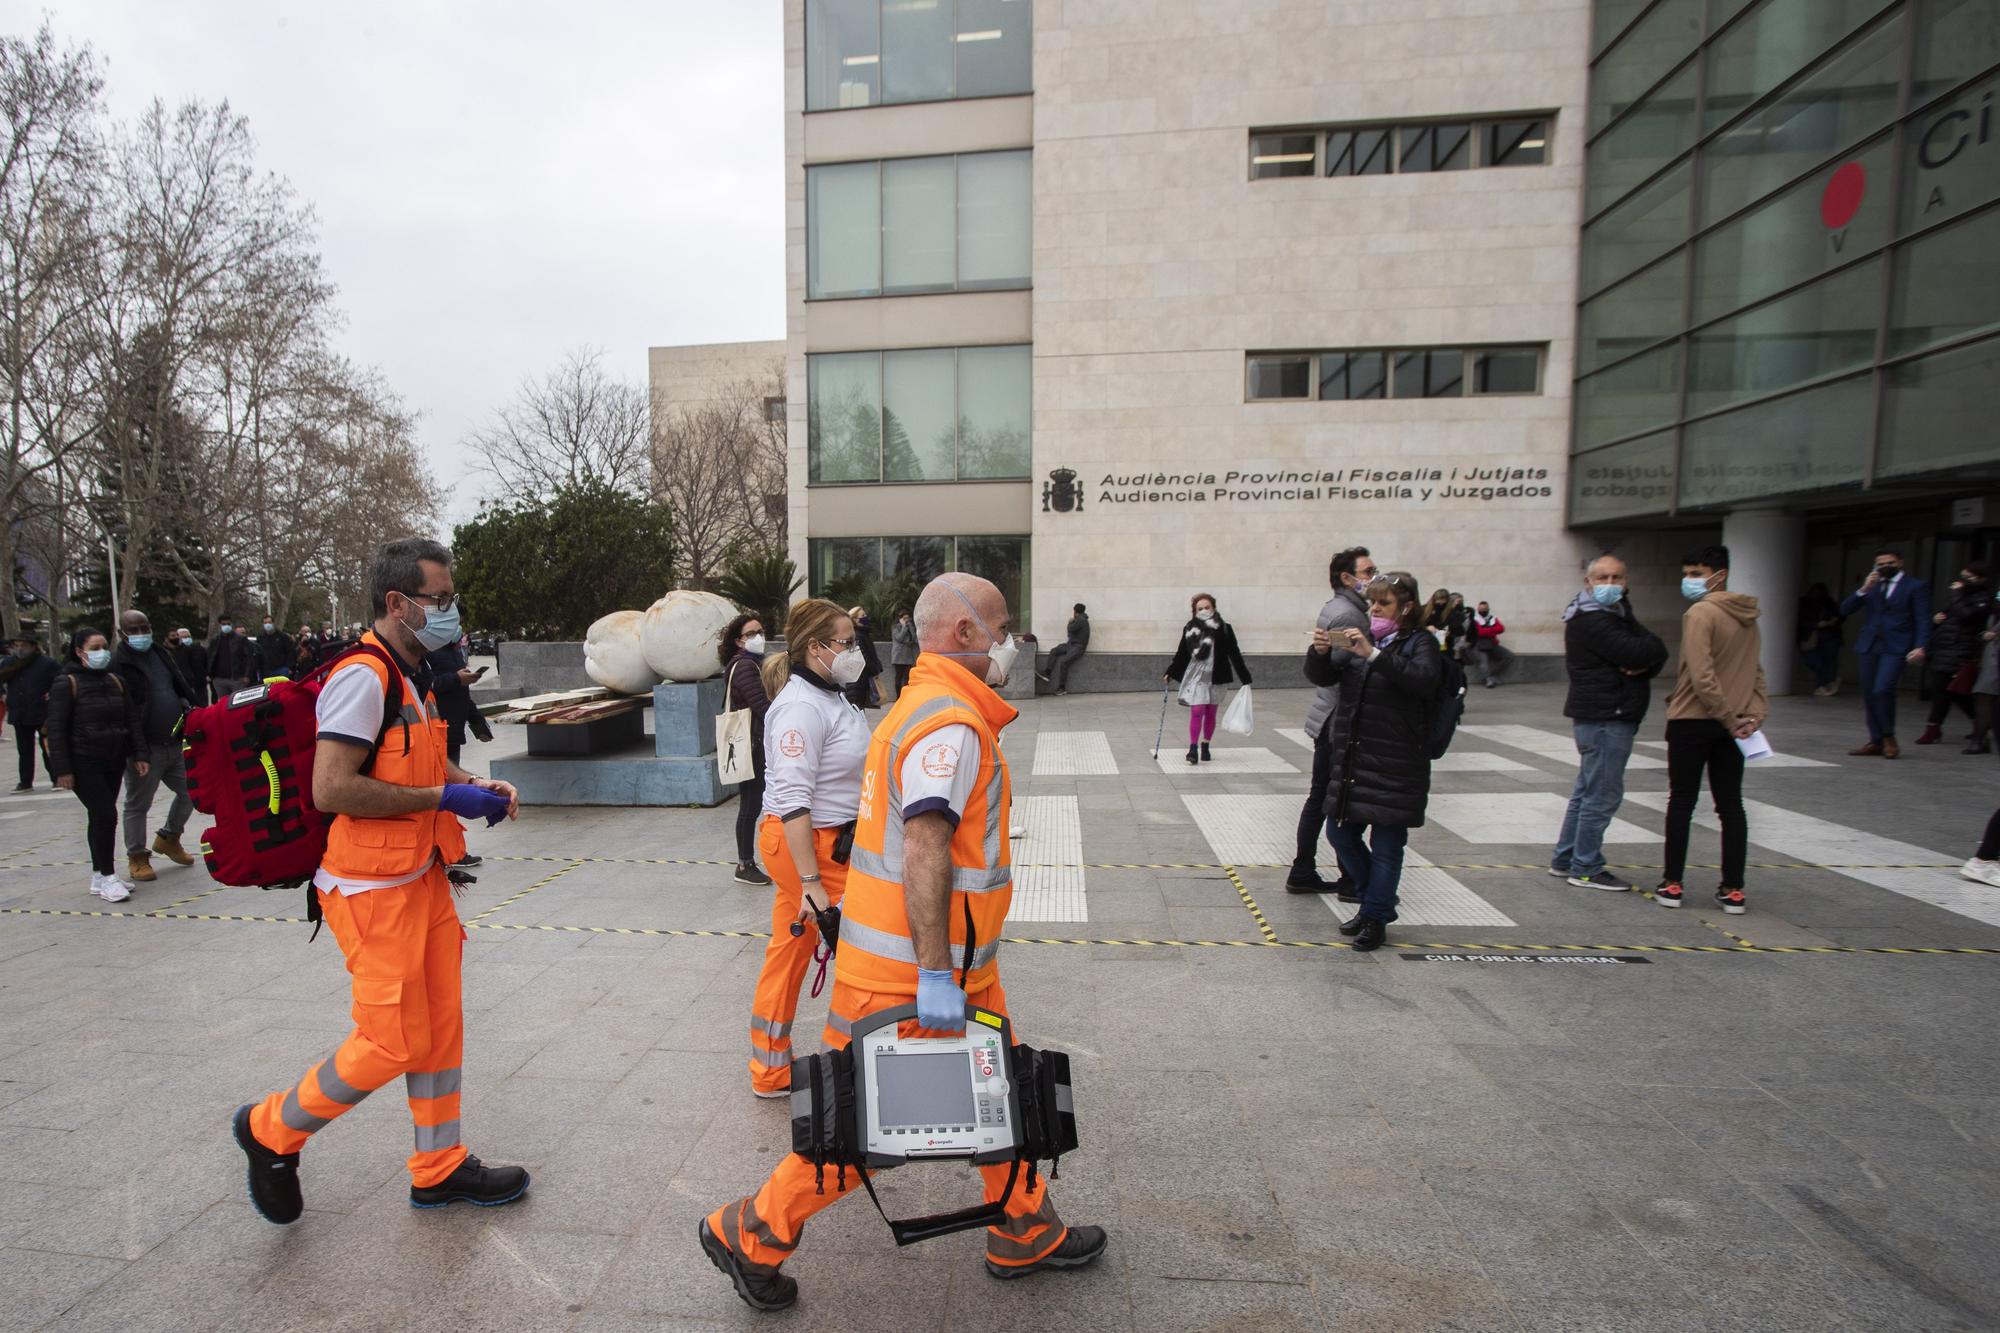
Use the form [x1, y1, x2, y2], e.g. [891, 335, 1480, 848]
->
[1693, 135, 1891, 322]
[956, 537, 1031, 631]
[1686, 260, 1882, 415]
[955, 0, 1033, 98]
[881, 0, 953, 104]
[1393, 350, 1464, 398]
[807, 162, 881, 299]
[1485, 119, 1549, 167]
[1574, 342, 1683, 449]
[883, 157, 956, 294]
[1320, 352, 1388, 400]
[811, 538, 885, 593]
[1914, 0, 2000, 101]
[1400, 124, 1470, 172]
[1250, 132, 1317, 179]
[1897, 73, 2000, 234]
[1586, 62, 1698, 217]
[885, 537, 948, 584]
[1698, 15, 1904, 228]
[1578, 252, 1687, 375]
[1703, 0, 1884, 132]
[883, 349, 957, 481]
[1680, 374, 1871, 505]
[1473, 349, 1541, 394]
[1570, 431, 1677, 523]
[808, 352, 883, 482]
[1248, 355, 1311, 400]
[1581, 161, 1690, 296]
[1878, 336, 2000, 478]
[1888, 205, 2000, 357]
[806, 0, 880, 110]
[957, 150, 1031, 289]
[957, 345, 1032, 479]
[1326, 128, 1392, 176]
[1589, 0, 1702, 135]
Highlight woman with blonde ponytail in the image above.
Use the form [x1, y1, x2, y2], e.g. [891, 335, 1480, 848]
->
[742, 598, 872, 1097]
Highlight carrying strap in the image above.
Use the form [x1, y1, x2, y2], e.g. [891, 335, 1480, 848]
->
[855, 1154, 1018, 1248]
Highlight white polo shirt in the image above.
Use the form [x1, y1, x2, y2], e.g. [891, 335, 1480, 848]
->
[761, 673, 871, 826]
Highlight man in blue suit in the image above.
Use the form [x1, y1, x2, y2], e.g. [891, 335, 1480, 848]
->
[1840, 548, 1930, 758]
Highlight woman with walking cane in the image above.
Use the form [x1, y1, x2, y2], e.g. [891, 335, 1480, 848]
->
[1163, 593, 1253, 764]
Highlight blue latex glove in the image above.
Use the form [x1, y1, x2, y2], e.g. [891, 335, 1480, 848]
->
[915, 968, 967, 1033]
[438, 782, 510, 827]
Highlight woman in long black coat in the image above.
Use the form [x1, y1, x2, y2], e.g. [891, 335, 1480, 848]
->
[46, 626, 147, 903]
[1305, 572, 1441, 952]
[1163, 593, 1253, 764]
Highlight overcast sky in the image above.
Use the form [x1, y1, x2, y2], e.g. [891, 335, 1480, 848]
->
[7, 1, 787, 529]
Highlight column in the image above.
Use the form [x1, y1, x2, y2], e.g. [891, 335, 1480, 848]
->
[1722, 506, 1803, 696]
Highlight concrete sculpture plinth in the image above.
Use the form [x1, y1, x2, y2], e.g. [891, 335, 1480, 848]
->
[493, 677, 736, 808]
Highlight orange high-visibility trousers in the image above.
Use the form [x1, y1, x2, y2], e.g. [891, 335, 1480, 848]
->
[248, 864, 470, 1188]
[710, 977, 1066, 1274]
[747, 816, 850, 1095]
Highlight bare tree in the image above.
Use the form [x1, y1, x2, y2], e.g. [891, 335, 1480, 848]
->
[0, 23, 102, 638]
[649, 361, 787, 589]
[468, 345, 651, 499]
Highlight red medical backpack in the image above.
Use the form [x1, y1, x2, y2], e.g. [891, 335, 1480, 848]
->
[181, 644, 403, 888]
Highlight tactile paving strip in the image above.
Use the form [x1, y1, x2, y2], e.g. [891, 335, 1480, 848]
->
[1031, 731, 1120, 776]
[1009, 794, 1087, 923]
[1180, 793, 1515, 927]
[1154, 745, 1298, 775]
[1460, 723, 1668, 770]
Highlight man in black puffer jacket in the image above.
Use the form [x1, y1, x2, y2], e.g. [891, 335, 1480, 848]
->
[1551, 555, 1667, 892]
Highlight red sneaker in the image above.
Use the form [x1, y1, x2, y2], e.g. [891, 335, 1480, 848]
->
[1655, 882, 1683, 909]
[1715, 887, 1747, 915]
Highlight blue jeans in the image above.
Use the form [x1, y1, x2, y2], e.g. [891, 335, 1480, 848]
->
[1552, 720, 1637, 878]
[1327, 821, 1406, 923]
[1858, 650, 1906, 741]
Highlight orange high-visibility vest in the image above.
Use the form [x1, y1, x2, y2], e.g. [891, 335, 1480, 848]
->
[320, 632, 467, 881]
[838, 653, 1018, 995]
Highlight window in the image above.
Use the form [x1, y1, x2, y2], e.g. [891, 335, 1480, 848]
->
[1319, 352, 1387, 400]
[1570, 430, 1677, 524]
[806, 151, 1030, 299]
[1888, 204, 2000, 357]
[806, 0, 1031, 110]
[1400, 123, 1470, 173]
[1702, 0, 1885, 133]
[808, 345, 1031, 483]
[1680, 374, 1872, 505]
[807, 161, 881, 300]
[806, 0, 880, 110]
[1246, 355, 1311, 400]
[1580, 160, 1690, 298]
[1878, 335, 2000, 478]
[1485, 119, 1548, 167]
[1276, 114, 1553, 180]
[1394, 349, 1465, 398]
[1585, 62, 1698, 217]
[1249, 132, 1316, 179]
[1589, 0, 1701, 136]
[809, 536, 1031, 627]
[1577, 252, 1687, 374]
[1251, 348, 1543, 402]
[763, 396, 786, 423]
[1474, 348, 1540, 394]
[1686, 259, 1883, 415]
[1573, 342, 1683, 449]
[1325, 127, 1392, 176]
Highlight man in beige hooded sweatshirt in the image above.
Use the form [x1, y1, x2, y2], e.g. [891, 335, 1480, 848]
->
[1659, 543, 1767, 914]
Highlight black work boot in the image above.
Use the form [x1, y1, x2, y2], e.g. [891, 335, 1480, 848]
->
[1339, 915, 1366, 937]
[1185, 745, 1198, 765]
[1284, 867, 1327, 895]
[410, 1155, 530, 1209]
[1200, 742, 1212, 762]
[1351, 918, 1388, 952]
[986, 1224, 1109, 1280]
[232, 1104, 303, 1225]
[700, 1217, 799, 1311]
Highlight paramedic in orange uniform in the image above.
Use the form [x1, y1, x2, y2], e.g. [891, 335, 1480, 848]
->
[744, 598, 872, 1097]
[232, 538, 527, 1222]
[700, 573, 1108, 1311]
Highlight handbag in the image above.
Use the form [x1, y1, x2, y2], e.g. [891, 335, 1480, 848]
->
[1947, 662, 1978, 695]
[715, 660, 756, 785]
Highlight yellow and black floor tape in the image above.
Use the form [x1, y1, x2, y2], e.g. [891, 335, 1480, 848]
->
[465, 859, 584, 924]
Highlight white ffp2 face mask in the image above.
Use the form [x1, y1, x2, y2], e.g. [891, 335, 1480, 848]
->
[826, 645, 866, 684]
[742, 634, 766, 657]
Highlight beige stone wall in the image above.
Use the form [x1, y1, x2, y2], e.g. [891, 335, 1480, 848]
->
[646, 341, 787, 418]
[1030, 0, 1611, 654]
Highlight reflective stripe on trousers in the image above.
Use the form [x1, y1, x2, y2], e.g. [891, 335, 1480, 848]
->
[747, 817, 849, 1094]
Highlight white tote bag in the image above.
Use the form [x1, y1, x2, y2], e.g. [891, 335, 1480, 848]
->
[715, 661, 757, 785]
[1219, 684, 1256, 736]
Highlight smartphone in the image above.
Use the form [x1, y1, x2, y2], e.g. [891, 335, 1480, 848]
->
[471, 666, 489, 680]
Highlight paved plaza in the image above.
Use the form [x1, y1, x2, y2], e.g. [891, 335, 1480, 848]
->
[2, 679, 1998, 1331]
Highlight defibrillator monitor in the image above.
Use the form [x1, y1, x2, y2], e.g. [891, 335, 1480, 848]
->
[850, 1004, 1021, 1168]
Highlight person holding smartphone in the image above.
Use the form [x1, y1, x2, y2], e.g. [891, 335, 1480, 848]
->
[1305, 572, 1442, 952]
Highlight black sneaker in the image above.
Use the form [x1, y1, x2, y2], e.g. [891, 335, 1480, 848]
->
[733, 862, 772, 887]
[1715, 886, 1748, 915]
[9, 783, 29, 794]
[452, 853, 483, 869]
[409, 1155, 530, 1209]
[1284, 869, 1327, 895]
[232, 1104, 303, 1225]
[985, 1224, 1109, 1280]
[1350, 918, 1387, 952]
[700, 1217, 799, 1310]
[1567, 870, 1632, 892]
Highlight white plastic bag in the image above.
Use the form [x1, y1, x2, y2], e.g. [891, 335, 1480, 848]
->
[1219, 685, 1255, 736]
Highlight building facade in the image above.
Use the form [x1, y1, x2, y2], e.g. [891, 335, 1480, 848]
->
[649, 0, 1999, 688]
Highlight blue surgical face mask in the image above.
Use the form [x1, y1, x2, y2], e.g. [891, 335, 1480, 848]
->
[84, 648, 111, 670]
[402, 594, 462, 652]
[1681, 575, 1712, 601]
[1590, 584, 1625, 607]
[127, 633, 154, 652]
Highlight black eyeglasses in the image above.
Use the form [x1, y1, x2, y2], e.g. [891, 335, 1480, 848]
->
[824, 635, 856, 649]
[405, 592, 463, 612]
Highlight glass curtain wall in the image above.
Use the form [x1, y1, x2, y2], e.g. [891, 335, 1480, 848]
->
[809, 345, 1032, 482]
[808, 536, 1032, 626]
[1571, 0, 2000, 523]
[806, 0, 1031, 110]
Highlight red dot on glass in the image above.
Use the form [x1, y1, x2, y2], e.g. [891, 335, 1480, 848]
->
[1821, 162, 1866, 229]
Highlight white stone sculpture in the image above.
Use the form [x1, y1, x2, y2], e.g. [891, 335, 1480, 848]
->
[582, 611, 661, 694]
[640, 590, 740, 683]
